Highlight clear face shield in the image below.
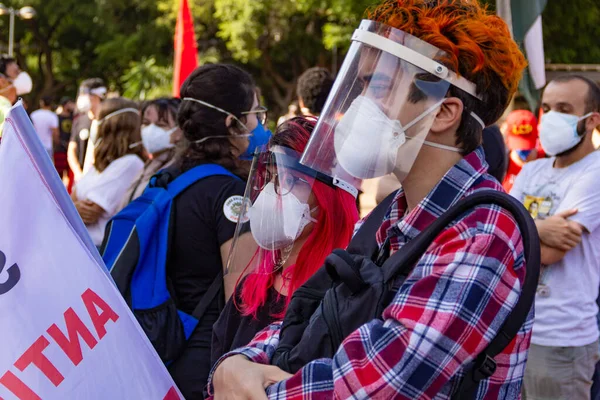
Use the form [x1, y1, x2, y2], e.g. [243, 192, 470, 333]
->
[224, 145, 339, 295]
[300, 20, 483, 189]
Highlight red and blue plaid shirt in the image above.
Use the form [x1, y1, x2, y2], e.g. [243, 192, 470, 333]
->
[208, 148, 533, 399]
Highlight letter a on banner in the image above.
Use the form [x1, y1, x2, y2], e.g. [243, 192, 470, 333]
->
[0, 102, 182, 399]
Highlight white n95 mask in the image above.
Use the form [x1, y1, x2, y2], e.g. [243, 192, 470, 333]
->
[13, 72, 32, 95]
[77, 95, 92, 113]
[539, 111, 594, 156]
[141, 124, 176, 154]
[334, 96, 454, 179]
[248, 183, 317, 250]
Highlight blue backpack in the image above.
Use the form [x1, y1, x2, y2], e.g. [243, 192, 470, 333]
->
[101, 163, 238, 363]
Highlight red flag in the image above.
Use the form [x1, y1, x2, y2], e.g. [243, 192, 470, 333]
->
[172, 0, 198, 97]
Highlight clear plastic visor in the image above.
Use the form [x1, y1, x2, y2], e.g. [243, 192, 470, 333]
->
[224, 145, 332, 295]
[300, 20, 473, 187]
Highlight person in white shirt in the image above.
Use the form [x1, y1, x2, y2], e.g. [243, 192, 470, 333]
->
[72, 98, 145, 247]
[67, 78, 106, 182]
[510, 75, 600, 400]
[30, 96, 59, 159]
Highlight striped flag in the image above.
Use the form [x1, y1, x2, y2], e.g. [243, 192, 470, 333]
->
[497, 0, 548, 109]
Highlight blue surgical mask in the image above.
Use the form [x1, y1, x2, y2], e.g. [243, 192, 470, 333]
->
[515, 149, 532, 161]
[240, 122, 272, 160]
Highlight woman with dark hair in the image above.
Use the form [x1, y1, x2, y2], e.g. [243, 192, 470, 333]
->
[211, 117, 360, 364]
[164, 63, 265, 399]
[72, 98, 144, 247]
[119, 97, 183, 209]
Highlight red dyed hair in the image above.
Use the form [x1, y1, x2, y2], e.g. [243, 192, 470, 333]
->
[368, 0, 528, 153]
[238, 117, 359, 318]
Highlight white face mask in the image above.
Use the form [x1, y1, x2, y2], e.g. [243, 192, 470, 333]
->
[141, 124, 176, 154]
[334, 96, 458, 179]
[76, 94, 92, 113]
[539, 111, 594, 156]
[13, 72, 32, 95]
[248, 183, 317, 250]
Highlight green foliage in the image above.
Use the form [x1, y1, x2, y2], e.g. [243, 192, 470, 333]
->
[121, 57, 173, 101]
[213, 0, 373, 115]
[542, 0, 600, 64]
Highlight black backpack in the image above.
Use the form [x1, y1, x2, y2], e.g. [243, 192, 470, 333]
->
[271, 190, 540, 399]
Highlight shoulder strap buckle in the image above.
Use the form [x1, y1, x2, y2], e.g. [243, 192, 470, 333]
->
[473, 354, 497, 381]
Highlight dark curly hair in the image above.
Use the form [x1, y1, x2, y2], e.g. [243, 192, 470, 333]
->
[296, 67, 334, 116]
[177, 64, 256, 177]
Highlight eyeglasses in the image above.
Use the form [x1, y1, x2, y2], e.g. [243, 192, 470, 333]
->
[255, 168, 311, 196]
[242, 106, 268, 125]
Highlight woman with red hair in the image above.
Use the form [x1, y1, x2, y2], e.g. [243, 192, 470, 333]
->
[211, 117, 359, 363]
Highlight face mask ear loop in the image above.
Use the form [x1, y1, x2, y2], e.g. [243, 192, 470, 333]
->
[182, 97, 250, 133]
[402, 99, 446, 132]
[194, 133, 252, 144]
[306, 206, 319, 223]
[402, 99, 462, 153]
[575, 112, 596, 137]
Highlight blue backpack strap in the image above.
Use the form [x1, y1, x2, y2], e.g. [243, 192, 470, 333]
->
[167, 163, 239, 196]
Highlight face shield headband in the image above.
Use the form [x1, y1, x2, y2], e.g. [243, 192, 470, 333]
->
[257, 151, 358, 198]
[351, 30, 482, 102]
[79, 86, 107, 98]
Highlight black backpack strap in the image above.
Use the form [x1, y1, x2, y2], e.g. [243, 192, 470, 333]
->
[191, 270, 223, 321]
[378, 190, 540, 399]
[452, 192, 539, 400]
[346, 190, 397, 257]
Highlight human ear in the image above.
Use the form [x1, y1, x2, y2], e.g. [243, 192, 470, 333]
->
[586, 112, 600, 133]
[429, 97, 464, 134]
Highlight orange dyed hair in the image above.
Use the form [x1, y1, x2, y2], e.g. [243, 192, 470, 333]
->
[368, 0, 526, 96]
[368, 0, 527, 152]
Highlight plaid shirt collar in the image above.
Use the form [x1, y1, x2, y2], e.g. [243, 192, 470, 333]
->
[376, 146, 489, 250]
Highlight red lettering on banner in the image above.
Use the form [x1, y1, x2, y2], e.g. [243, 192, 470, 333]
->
[0, 288, 122, 397]
[81, 288, 120, 339]
[47, 307, 99, 366]
[163, 387, 181, 400]
[0, 371, 41, 400]
[14, 336, 64, 386]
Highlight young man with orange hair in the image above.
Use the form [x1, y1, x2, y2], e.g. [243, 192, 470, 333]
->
[209, 1, 530, 398]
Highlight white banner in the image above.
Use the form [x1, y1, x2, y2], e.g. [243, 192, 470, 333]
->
[0, 103, 182, 400]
